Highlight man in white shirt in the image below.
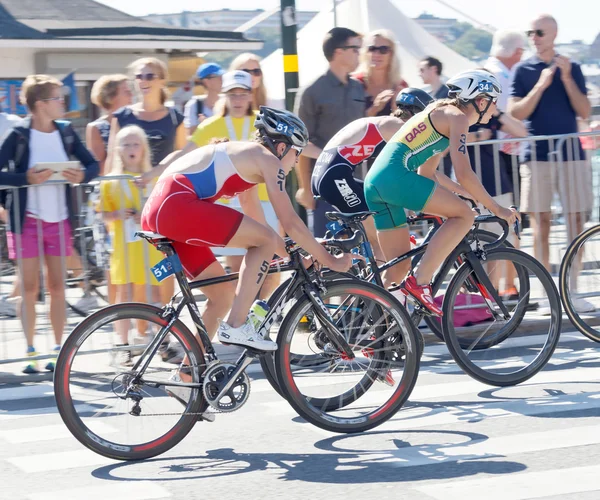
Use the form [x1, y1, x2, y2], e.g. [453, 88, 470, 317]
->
[485, 30, 526, 113]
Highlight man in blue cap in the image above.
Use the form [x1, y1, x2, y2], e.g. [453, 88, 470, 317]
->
[184, 62, 224, 136]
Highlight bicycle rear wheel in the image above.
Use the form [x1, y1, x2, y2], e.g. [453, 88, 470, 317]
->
[442, 248, 561, 386]
[274, 279, 420, 433]
[559, 223, 600, 342]
[54, 303, 207, 460]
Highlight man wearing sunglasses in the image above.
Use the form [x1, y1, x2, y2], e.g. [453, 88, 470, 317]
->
[294, 27, 366, 237]
[419, 57, 449, 100]
[509, 14, 592, 313]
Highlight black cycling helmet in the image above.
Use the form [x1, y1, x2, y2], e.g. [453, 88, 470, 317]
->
[254, 106, 309, 159]
[395, 87, 435, 116]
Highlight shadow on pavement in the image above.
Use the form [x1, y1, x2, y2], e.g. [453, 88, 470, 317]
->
[92, 427, 526, 484]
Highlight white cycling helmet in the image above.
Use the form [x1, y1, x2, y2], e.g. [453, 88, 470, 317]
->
[446, 69, 502, 123]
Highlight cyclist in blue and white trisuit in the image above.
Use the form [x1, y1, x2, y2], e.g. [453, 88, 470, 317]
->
[311, 88, 438, 262]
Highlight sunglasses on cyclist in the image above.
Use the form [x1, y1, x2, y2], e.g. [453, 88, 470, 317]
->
[135, 73, 157, 81]
[242, 68, 263, 77]
[291, 146, 303, 158]
[368, 45, 392, 55]
[526, 29, 545, 38]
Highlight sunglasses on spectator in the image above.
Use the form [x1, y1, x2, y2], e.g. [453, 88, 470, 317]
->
[242, 68, 262, 77]
[341, 45, 361, 53]
[526, 29, 545, 38]
[41, 96, 64, 102]
[368, 45, 392, 55]
[135, 73, 157, 81]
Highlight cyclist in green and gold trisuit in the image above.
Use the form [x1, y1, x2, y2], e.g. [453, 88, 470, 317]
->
[364, 69, 519, 316]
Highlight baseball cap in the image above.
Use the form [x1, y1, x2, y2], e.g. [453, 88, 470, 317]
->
[221, 70, 252, 92]
[196, 62, 225, 80]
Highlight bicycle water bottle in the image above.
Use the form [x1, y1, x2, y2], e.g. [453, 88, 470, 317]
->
[249, 300, 269, 330]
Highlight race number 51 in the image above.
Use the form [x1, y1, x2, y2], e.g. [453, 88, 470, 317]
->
[150, 255, 182, 282]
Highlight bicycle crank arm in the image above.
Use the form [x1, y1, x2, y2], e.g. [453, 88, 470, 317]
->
[214, 354, 254, 403]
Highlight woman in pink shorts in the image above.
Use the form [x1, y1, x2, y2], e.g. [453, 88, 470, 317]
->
[0, 75, 99, 373]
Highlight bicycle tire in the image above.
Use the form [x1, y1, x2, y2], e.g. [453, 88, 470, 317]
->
[423, 229, 515, 341]
[559, 223, 600, 342]
[442, 248, 561, 386]
[259, 271, 356, 399]
[54, 303, 206, 461]
[274, 279, 420, 433]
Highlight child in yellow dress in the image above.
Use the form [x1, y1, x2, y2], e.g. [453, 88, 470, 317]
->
[99, 125, 163, 364]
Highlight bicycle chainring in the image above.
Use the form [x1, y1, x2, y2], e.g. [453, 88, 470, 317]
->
[202, 362, 250, 413]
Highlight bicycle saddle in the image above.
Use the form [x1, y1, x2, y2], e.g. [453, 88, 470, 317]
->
[325, 211, 376, 223]
[135, 230, 172, 243]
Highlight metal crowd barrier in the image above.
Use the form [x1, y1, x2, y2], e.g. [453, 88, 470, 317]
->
[0, 175, 164, 369]
[0, 132, 599, 373]
[465, 131, 600, 270]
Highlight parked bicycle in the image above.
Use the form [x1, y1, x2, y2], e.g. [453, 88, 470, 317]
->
[53, 229, 421, 461]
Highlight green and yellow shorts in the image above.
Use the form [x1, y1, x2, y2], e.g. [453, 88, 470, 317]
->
[364, 166, 436, 231]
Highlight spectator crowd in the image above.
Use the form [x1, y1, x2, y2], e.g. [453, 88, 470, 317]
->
[0, 13, 595, 373]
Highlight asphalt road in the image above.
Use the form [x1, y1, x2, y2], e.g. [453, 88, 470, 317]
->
[2, 326, 600, 500]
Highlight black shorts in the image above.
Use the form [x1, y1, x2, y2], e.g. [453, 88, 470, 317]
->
[312, 163, 369, 214]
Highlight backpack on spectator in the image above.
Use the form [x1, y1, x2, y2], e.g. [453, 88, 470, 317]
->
[193, 96, 205, 118]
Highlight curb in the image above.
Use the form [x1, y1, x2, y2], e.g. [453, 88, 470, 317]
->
[0, 344, 265, 386]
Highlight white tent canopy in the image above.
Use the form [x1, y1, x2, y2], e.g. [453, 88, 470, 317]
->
[262, 0, 475, 109]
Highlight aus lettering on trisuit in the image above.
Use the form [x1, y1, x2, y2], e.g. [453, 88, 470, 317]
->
[406, 122, 427, 142]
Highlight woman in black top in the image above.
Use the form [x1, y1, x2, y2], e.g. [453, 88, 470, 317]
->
[106, 57, 186, 313]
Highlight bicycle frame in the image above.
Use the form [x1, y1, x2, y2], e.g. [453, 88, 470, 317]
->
[131, 238, 359, 393]
[334, 213, 511, 321]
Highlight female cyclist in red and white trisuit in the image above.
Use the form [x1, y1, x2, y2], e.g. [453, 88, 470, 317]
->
[141, 107, 352, 351]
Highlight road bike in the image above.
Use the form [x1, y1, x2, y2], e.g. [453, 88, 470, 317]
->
[263, 205, 561, 388]
[54, 229, 421, 460]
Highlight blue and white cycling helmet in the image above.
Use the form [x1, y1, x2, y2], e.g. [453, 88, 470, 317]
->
[255, 106, 309, 158]
[395, 87, 435, 116]
[446, 69, 502, 123]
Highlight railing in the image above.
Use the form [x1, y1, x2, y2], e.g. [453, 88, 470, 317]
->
[0, 132, 598, 375]
[0, 175, 163, 370]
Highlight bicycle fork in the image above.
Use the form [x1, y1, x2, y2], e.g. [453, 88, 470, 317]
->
[305, 285, 355, 360]
[466, 253, 511, 320]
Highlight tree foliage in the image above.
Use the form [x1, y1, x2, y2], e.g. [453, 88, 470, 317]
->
[450, 25, 494, 60]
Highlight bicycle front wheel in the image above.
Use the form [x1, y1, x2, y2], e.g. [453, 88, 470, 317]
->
[423, 229, 516, 341]
[559, 223, 600, 342]
[274, 279, 420, 433]
[54, 303, 207, 460]
[442, 248, 561, 386]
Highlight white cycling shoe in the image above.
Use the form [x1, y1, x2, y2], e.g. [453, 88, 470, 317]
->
[217, 320, 277, 352]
